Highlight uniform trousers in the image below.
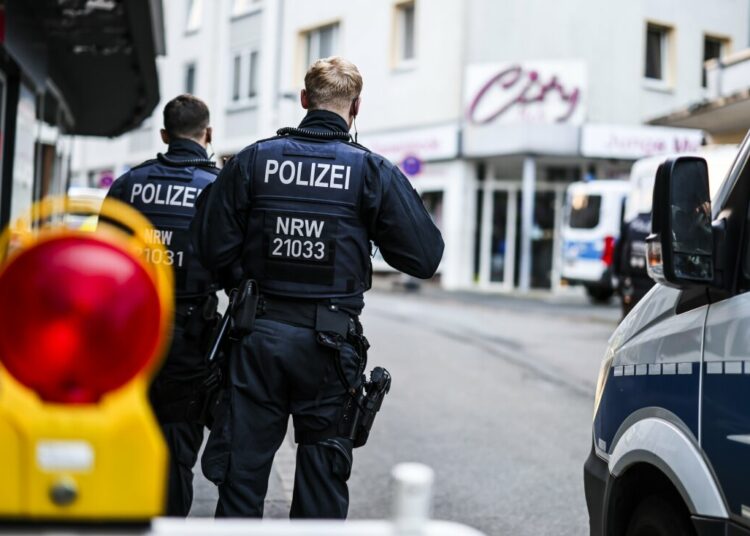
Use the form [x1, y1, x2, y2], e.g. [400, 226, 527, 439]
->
[202, 318, 360, 518]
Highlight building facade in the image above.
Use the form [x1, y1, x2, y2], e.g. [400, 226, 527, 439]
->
[1, 0, 163, 231]
[71, 0, 749, 292]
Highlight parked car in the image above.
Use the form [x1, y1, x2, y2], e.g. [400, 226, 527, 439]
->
[584, 136, 748, 535]
[561, 179, 629, 302]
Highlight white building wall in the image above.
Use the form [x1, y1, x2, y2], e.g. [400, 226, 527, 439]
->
[464, 0, 749, 124]
[71, 0, 275, 184]
[275, 0, 465, 134]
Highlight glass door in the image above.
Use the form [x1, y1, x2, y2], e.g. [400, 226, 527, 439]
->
[513, 184, 566, 290]
[478, 183, 517, 289]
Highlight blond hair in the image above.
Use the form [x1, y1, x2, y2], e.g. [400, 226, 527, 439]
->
[304, 56, 363, 111]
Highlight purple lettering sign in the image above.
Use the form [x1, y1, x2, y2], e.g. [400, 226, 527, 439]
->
[467, 65, 581, 125]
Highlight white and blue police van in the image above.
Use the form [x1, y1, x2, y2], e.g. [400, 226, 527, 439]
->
[584, 136, 749, 535]
[561, 179, 629, 302]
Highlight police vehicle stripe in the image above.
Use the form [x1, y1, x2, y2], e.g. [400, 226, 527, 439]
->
[611, 361, 750, 377]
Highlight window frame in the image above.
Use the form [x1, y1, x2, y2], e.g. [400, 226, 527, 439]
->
[184, 62, 197, 95]
[302, 22, 340, 70]
[185, 0, 204, 35]
[230, 0, 262, 19]
[643, 21, 674, 91]
[228, 47, 261, 110]
[702, 33, 730, 89]
[393, 0, 417, 70]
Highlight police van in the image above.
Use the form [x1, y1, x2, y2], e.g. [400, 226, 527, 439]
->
[584, 136, 749, 535]
[561, 179, 629, 302]
[616, 146, 737, 316]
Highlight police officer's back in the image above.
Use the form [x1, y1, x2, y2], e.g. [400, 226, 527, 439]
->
[192, 57, 444, 519]
[103, 95, 219, 516]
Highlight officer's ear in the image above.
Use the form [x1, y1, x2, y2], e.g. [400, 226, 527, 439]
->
[160, 129, 170, 145]
[205, 127, 213, 145]
[300, 89, 310, 110]
[351, 97, 361, 119]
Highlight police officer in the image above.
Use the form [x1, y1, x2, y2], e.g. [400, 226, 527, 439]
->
[613, 212, 654, 317]
[192, 56, 444, 518]
[104, 94, 219, 516]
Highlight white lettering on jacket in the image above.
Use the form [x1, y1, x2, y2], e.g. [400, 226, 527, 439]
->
[264, 159, 351, 190]
[275, 216, 325, 238]
[130, 183, 201, 208]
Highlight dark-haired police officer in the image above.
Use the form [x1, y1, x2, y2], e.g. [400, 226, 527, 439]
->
[192, 56, 444, 519]
[103, 94, 219, 516]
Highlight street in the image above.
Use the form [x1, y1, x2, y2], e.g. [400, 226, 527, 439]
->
[190, 286, 619, 536]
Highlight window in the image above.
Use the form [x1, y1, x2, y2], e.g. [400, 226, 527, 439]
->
[305, 23, 339, 67]
[248, 51, 259, 98]
[703, 35, 727, 87]
[184, 63, 196, 94]
[230, 50, 260, 105]
[644, 23, 671, 81]
[232, 54, 241, 101]
[568, 194, 602, 229]
[186, 0, 203, 33]
[395, 2, 416, 64]
[231, 0, 261, 17]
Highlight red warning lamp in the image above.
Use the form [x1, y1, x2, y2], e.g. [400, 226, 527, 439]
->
[0, 235, 162, 404]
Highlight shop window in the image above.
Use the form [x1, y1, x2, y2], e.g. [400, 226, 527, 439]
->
[644, 23, 672, 83]
[304, 23, 339, 68]
[186, 0, 203, 33]
[394, 1, 416, 66]
[703, 35, 728, 87]
[184, 62, 196, 94]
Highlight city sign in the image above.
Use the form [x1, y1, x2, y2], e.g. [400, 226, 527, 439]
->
[465, 61, 587, 126]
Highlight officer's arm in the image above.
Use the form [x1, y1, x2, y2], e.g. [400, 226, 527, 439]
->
[191, 154, 251, 270]
[363, 156, 444, 278]
[98, 174, 129, 229]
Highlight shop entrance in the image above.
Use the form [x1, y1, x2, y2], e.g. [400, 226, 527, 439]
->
[477, 182, 565, 290]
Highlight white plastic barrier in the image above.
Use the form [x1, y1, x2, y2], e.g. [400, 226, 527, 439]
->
[148, 463, 486, 536]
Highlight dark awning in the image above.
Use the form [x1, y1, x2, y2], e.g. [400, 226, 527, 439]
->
[6, 0, 165, 137]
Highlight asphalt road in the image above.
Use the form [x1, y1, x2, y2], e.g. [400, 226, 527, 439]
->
[189, 286, 620, 536]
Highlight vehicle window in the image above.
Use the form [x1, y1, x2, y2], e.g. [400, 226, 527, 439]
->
[568, 194, 602, 229]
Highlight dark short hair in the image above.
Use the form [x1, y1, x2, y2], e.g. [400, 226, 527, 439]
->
[163, 94, 210, 140]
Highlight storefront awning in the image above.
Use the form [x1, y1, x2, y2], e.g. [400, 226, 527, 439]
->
[6, 0, 165, 137]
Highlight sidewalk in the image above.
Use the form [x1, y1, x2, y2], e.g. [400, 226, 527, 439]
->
[369, 276, 622, 326]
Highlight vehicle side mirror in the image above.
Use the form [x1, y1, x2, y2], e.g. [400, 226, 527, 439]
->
[646, 157, 714, 288]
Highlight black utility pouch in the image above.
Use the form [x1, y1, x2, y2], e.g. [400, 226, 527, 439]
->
[315, 304, 350, 339]
[232, 280, 258, 337]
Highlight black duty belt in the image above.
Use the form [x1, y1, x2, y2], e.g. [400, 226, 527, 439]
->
[258, 298, 316, 328]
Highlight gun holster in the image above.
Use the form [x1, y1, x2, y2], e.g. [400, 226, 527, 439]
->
[312, 306, 390, 449]
[182, 293, 220, 351]
[191, 280, 259, 428]
[340, 366, 391, 448]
